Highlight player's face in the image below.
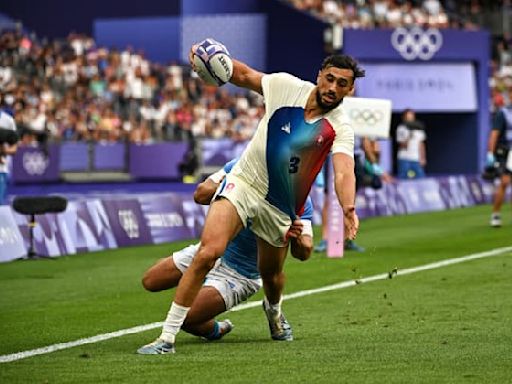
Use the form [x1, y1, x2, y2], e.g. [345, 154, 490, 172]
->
[316, 67, 354, 110]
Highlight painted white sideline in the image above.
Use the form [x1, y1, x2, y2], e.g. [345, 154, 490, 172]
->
[1, 246, 511, 364]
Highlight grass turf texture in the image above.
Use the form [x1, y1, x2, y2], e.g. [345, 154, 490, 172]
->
[0, 204, 511, 383]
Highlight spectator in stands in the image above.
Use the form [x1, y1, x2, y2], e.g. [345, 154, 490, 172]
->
[0, 30, 263, 144]
[284, 0, 452, 29]
[395, 108, 427, 179]
[486, 87, 512, 227]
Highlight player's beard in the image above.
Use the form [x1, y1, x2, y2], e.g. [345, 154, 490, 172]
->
[316, 90, 342, 112]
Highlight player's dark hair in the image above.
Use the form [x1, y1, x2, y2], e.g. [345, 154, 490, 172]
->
[321, 55, 365, 79]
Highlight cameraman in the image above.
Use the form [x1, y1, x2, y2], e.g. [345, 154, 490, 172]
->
[0, 110, 18, 205]
[486, 88, 512, 227]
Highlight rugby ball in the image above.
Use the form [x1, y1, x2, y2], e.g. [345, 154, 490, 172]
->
[192, 39, 233, 87]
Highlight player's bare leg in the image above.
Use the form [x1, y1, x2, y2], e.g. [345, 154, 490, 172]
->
[257, 238, 293, 341]
[154, 198, 243, 351]
[491, 174, 511, 227]
[182, 286, 232, 340]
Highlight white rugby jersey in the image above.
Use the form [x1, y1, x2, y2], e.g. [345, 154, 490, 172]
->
[231, 73, 354, 219]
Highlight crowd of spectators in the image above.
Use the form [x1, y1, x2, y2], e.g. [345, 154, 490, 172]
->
[285, 0, 512, 114]
[1, 1, 511, 146]
[490, 33, 512, 113]
[285, 0, 508, 30]
[0, 30, 264, 146]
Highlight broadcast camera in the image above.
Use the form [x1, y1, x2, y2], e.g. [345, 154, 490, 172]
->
[0, 127, 18, 145]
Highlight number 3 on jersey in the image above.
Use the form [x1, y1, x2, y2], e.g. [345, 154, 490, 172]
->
[289, 156, 301, 174]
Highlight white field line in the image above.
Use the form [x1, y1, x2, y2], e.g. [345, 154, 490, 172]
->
[1, 246, 511, 364]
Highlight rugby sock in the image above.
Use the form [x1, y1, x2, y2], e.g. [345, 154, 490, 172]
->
[265, 296, 282, 318]
[160, 302, 190, 343]
[204, 321, 221, 340]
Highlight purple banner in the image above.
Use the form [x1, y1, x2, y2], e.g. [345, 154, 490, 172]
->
[346, 176, 495, 221]
[201, 139, 249, 167]
[201, 139, 233, 167]
[0, 174, 500, 263]
[62, 200, 118, 253]
[11, 145, 60, 183]
[129, 142, 188, 179]
[94, 142, 126, 170]
[60, 142, 89, 171]
[356, 63, 477, 112]
[101, 199, 153, 246]
[14, 212, 74, 257]
[138, 194, 195, 244]
[0, 206, 26, 261]
[343, 28, 489, 62]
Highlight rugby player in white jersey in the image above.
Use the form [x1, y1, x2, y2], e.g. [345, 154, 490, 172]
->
[150, 40, 364, 354]
[137, 159, 314, 354]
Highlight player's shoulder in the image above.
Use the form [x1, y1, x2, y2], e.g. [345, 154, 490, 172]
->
[325, 103, 351, 128]
[263, 72, 313, 91]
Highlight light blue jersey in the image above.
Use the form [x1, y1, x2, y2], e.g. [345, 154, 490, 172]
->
[219, 159, 313, 279]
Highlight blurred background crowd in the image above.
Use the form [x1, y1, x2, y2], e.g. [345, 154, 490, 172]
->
[0, 0, 510, 147]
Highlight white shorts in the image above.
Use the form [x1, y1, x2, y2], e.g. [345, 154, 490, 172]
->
[215, 173, 292, 247]
[172, 243, 262, 310]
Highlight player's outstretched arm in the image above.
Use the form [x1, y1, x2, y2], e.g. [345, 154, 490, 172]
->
[229, 59, 265, 95]
[332, 152, 359, 240]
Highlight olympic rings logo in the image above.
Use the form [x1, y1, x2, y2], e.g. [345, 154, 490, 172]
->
[349, 109, 383, 126]
[391, 27, 443, 61]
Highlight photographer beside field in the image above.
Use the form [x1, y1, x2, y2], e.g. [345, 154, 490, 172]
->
[0, 110, 18, 205]
[395, 108, 427, 179]
[486, 87, 512, 227]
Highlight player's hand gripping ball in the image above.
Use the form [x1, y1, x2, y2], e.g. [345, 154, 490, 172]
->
[191, 38, 233, 86]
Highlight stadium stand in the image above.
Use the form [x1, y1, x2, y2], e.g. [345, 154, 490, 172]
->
[0, 30, 263, 145]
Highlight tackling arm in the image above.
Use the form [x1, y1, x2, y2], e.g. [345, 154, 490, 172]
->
[290, 233, 313, 261]
[193, 179, 220, 205]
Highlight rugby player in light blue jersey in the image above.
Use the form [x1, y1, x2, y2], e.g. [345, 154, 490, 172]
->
[137, 159, 314, 354]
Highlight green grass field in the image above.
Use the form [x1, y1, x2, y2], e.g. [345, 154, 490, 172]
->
[1, 204, 511, 383]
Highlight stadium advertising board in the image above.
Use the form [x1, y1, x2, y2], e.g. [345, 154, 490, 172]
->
[0, 207, 26, 261]
[138, 194, 194, 243]
[0, 177, 496, 261]
[13, 211, 75, 257]
[201, 139, 250, 167]
[356, 63, 477, 112]
[101, 199, 153, 246]
[129, 142, 188, 179]
[11, 145, 60, 183]
[62, 200, 118, 253]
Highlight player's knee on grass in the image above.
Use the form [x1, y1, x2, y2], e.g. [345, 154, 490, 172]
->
[141, 257, 179, 292]
[141, 270, 166, 292]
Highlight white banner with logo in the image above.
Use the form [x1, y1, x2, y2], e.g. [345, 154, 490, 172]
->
[343, 97, 392, 138]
